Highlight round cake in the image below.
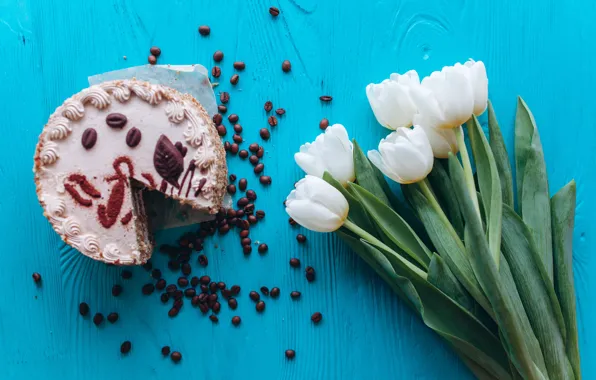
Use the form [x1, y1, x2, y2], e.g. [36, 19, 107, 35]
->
[33, 79, 227, 265]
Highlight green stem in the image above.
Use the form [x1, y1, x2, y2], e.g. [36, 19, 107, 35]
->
[343, 219, 428, 280]
[454, 125, 481, 217]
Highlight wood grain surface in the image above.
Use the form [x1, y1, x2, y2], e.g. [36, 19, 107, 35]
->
[0, 0, 593, 379]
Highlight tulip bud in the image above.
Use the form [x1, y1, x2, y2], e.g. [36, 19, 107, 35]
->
[366, 70, 420, 130]
[367, 126, 434, 184]
[294, 124, 355, 186]
[285, 175, 349, 232]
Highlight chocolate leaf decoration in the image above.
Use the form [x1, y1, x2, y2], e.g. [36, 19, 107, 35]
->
[153, 135, 184, 188]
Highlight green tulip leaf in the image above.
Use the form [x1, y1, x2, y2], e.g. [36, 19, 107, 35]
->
[352, 139, 390, 205]
[348, 183, 432, 268]
[428, 253, 476, 317]
[515, 96, 535, 212]
[551, 180, 581, 379]
[427, 159, 464, 238]
[500, 204, 571, 379]
[487, 101, 514, 208]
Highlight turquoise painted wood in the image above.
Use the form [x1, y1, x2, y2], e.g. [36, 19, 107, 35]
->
[0, 0, 593, 378]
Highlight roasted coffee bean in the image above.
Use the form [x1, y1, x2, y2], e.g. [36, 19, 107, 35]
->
[259, 175, 272, 185]
[256, 146, 265, 158]
[254, 163, 265, 174]
[241, 237, 252, 246]
[319, 118, 329, 130]
[270, 287, 280, 298]
[175, 291, 184, 302]
[231, 285, 241, 295]
[212, 302, 221, 313]
[290, 258, 301, 268]
[306, 266, 316, 282]
[151, 269, 162, 280]
[81, 128, 97, 149]
[236, 209, 245, 218]
[191, 295, 200, 306]
[234, 134, 243, 144]
[249, 291, 260, 302]
[112, 284, 123, 297]
[238, 178, 248, 191]
[320, 95, 333, 102]
[209, 315, 219, 323]
[237, 197, 249, 208]
[79, 302, 90, 316]
[239, 229, 249, 238]
[258, 243, 268, 254]
[256, 301, 266, 312]
[213, 50, 224, 62]
[93, 313, 104, 326]
[264, 101, 273, 112]
[233, 123, 243, 133]
[178, 277, 189, 287]
[142, 283, 155, 295]
[228, 114, 239, 123]
[224, 141, 231, 151]
[248, 155, 259, 166]
[168, 307, 179, 318]
[107, 312, 119, 324]
[220, 92, 230, 103]
[160, 346, 171, 357]
[229, 173, 237, 182]
[248, 143, 259, 152]
[185, 288, 196, 298]
[244, 204, 255, 214]
[260, 286, 270, 296]
[243, 245, 252, 255]
[233, 61, 246, 70]
[107, 113, 128, 129]
[230, 74, 240, 85]
[156, 279, 167, 290]
[289, 217, 297, 226]
[171, 351, 182, 363]
[219, 224, 231, 234]
[285, 349, 296, 359]
[232, 316, 241, 326]
[143, 261, 154, 271]
[290, 291, 301, 299]
[211, 66, 221, 78]
[297, 234, 307, 243]
[268, 115, 278, 127]
[190, 276, 200, 287]
[148, 55, 157, 65]
[245, 189, 256, 200]
[166, 284, 178, 295]
[230, 143, 239, 154]
[221, 289, 232, 299]
[213, 113, 223, 126]
[181, 263, 192, 276]
[228, 297, 238, 310]
[121, 270, 132, 279]
[199, 303, 209, 313]
[248, 215, 258, 224]
[269, 6, 280, 16]
[227, 184, 237, 194]
[259, 128, 270, 140]
[217, 282, 226, 290]
[281, 60, 291, 72]
[209, 282, 218, 293]
[150, 46, 161, 57]
[31, 272, 42, 284]
[177, 254, 190, 264]
[275, 108, 285, 115]
[256, 210, 266, 219]
[217, 125, 227, 136]
[198, 255, 208, 267]
[198, 25, 210, 35]
[160, 293, 170, 303]
[121, 341, 132, 354]
[311, 312, 323, 324]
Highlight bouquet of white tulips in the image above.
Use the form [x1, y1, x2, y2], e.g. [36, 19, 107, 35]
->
[286, 60, 581, 380]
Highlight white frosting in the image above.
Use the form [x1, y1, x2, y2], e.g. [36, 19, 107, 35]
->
[34, 80, 226, 265]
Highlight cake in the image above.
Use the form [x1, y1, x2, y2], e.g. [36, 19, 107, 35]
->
[33, 79, 227, 265]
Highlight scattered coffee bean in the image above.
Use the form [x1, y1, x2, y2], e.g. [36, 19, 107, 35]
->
[168, 307, 179, 317]
[142, 283, 155, 295]
[228, 298, 238, 310]
[227, 184, 237, 195]
[270, 287, 280, 298]
[246, 190, 257, 200]
[217, 125, 227, 136]
[184, 288, 196, 298]
[93, 313, 104, 326]
[319, 118, 329, 130]
[320, 95, 333, 102]
[213, 113, 223, 126]
[209, 283, 219, 293]
[249, 155, 259, 165]
[212, 302, 221, 313]
[198, 255, 208, 267]
[285, 349, 295, 359]
[217, 282, 226, 290]
[233, 134, 243, 144]
[233, 61, 246, 70]
[306, 266, 316, 282]
[211, 66, 222, 78]
[107, 312, 119, 324]
[79, 302, 89, 316]
[191, 295, 200, 306]
[200, 276, 211, 285]
[229, 173, 237, 182]
[243, 245, 253, 255]
[220, 92, 230, 103]
[232, 316, 241, 326]
[290, 291, 301, 299]
[238, 178, 247, 191]
[256, 146, 265, 158]
[156, 279, 166, 290]
[148, 55, 157, 65]
[198, 25, 210, 36]
[150, 46, 161, 57]
[32, 272, 42, 283]
[248, 144, 259, 153]
[256, 301, 266, 312]
[233, 124, 243, 134]
[264, 101, 273, 112]
[178, 277, 189, 287]
[249, 291, 260, 302]
[228, 114, 239, 123]
[268, 115, 278, 127]
[231, 285, 241, 295]
[256, 210, 266, 219]
[209, 314, 219, 323]
[237, 197, 249, 208]
[112, 284, 123, 297]
[161, 346, 171, 356]
[121, 270, 132, 279]
[230, 74, 239, 85]
[275, 108, 285, 115]
[259, 128, 270, 140]
[151, 269, 162, 280]
[290, 258, 301, 268]
[260, 286, 270, 296]
[248, 215, 258, 224]
[189, 276, 199, 287]
[224, 142, 231, 151]
[282, 60, 291, 72]
[213, 50, 224, 62]
[230, 143, 239, 154]
[239, 230, 249, 239]
[181, 263, 191, 276]
[166, 284, 178, 295]
[269, 6, 280, 16]
[171, 351, 182, 363]
[160, 293, 170, 303]
[311, 312, 323, 324]
[259, 175, 272, 185]
[254, 163, 265, 174]
[217, 106, 228, 116]
[121, 341, 132, 354]
[289, 217, 297, 226]
[237, 210, 246, 218]
[297, 234, 307, 243]
[241, 238, 252, 246]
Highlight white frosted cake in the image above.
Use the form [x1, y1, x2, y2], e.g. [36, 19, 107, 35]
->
[33, 79, 227, 265]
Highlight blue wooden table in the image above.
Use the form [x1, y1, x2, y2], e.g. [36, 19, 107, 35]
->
[1, 0, 593, 379]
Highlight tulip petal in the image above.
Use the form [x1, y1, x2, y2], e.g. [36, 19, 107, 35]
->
[286, 199, 343, 232]
[321, 125, 355, 184]
[420, 123, 458, 158]
[295, 149, 325, 178]
[467, 60, 488, 115]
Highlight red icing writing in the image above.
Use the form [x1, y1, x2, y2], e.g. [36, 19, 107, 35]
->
[141, 173, 157, 189]
[159, 180, 167, 193]
[194, 178, 207, 197]
[97, 156, 134, 229]
[67, 174, 101, 198]
[64, 183, 93, 207]
[179, 160, 196, 197]
[121, 210, 133, 225]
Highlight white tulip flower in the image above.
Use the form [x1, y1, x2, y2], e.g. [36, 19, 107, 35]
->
[456, 59, 488, 116]
[367, 126, 434, 184]
[366, 70, 420, 130]
[418, 122, 458, 159]
[285, 175, 349, 232]
[294, 124, 355, 186]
